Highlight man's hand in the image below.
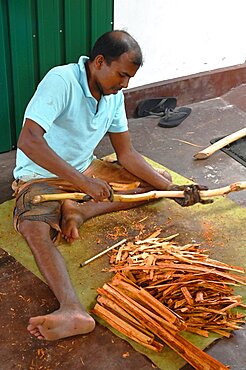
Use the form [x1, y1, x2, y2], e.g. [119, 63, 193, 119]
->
[171, 184, 213, 207]
[78, 177, 112, 202]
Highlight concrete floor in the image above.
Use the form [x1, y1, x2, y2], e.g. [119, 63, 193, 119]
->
[0, 85, 246, 369]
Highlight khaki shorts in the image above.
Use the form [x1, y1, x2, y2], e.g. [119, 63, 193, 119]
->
[13, 159, 167, 241]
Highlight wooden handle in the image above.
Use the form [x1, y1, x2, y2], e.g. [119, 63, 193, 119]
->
[193, 127, 246, 159]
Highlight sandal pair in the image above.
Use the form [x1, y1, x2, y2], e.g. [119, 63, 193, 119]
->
[136, 97, 191, 128]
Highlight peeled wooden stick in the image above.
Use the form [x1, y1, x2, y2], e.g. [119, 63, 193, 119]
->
[79, 238, 127, 267]
[32, 181, 246, 204]
[32, 192, 89, 203]
[194, 127, 246, 159]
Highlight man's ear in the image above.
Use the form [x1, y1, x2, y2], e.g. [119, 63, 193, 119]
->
[95, 55, 105, 69]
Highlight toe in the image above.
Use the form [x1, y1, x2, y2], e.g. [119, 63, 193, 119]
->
[27, 327, 39, 334]
[37, 334, 45, 340]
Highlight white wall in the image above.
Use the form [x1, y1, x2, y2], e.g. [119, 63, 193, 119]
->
[114, 0, 246, 88]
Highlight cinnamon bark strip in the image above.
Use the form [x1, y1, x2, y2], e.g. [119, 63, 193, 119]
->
[111, 276, 180, 325]
[170, 331, 228, 370]
[112, 263, 246, 285]
[97, 295, 142, 326]
[95, 286, 228, 369]
[220, 301, 243, 312]
[137, 287, 184, 326]
[182, 258, 246, 273]
[210, 329, 232, 338]
[204, 258, 245, 273]
[162, 251, 245, 274]
[185, 327, 209, 337]
[97, 295, 155, 338]
[92, 304, 163, 352]
[181, 287, 194, 306]
[101, 284, 180, 334]
[191, 306, 227, 316]
[109, 181, 140, 191]
[146, 277, 233, 290]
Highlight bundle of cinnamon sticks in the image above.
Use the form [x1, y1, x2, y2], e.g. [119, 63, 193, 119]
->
[108, 231, 246, 338]
[92, 274, 230, 369]
[92, 231, 246, 369]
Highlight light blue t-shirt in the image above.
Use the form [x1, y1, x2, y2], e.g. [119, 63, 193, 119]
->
[14, 56, 128, 180]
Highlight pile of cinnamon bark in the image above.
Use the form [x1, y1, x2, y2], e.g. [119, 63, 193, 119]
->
[92, 231, 246, 369]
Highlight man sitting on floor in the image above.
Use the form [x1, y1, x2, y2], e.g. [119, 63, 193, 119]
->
[13, 30, 209, 341]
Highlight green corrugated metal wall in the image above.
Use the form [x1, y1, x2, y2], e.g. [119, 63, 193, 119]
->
[0, 0, 113, 153]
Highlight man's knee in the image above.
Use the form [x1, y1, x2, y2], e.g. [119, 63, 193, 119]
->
[19, 219, 50, 240]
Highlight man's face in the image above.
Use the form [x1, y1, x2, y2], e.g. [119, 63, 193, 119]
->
[95, 51, 139, 95]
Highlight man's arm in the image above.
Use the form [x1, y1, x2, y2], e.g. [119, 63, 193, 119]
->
[17, 119, 112, 201]
[108, 131, 173, 190]
[109, 131, 212, 207]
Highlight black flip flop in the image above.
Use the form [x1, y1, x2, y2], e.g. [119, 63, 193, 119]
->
[136, 97, 177, 117]
[158, 107, 191, 128]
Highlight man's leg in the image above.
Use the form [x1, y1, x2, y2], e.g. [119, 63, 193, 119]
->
[19, 219, 95, 340]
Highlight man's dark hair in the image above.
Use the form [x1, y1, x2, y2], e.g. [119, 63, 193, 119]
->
[90, 30, 143, 66]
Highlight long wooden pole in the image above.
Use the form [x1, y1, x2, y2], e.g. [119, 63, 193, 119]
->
[32, 181, 246, 204]
[193, 127, 246, 160]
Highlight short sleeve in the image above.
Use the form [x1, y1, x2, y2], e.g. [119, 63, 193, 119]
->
[24, 73, 68, 132]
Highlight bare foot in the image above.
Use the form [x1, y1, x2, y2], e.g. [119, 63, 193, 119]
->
[61, 200, 85, 243]
[27, 307, 95, 340]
